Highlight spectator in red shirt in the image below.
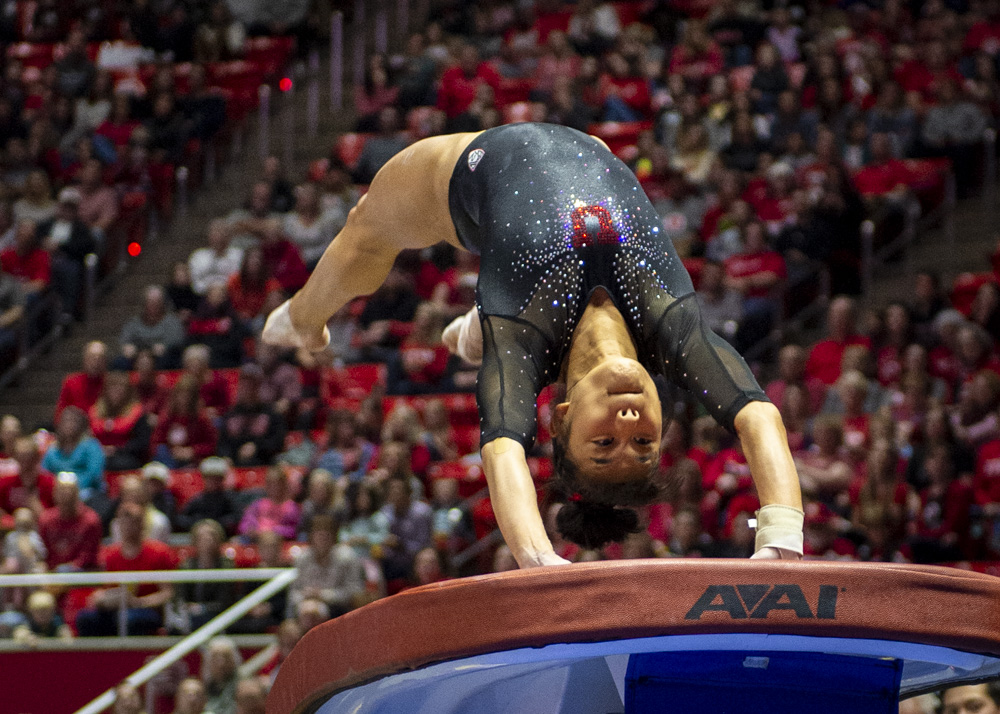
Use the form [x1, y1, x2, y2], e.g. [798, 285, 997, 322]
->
[766, 344, 827, 414]
[0, 436, 56, 518]
[151, 374, 219, 468]
[387, 302, 450, 395]
[964, 10, 1000, 56]
[597, 52, 652, 122]
[75, 502, 177, 636]
[187, 283, 247, 369]
[909, 444, 975, 562]
[668, 21, 724, 94]
[852, 132, 915, 200]
[179, 344, 231, 418]
[795, 415, 853, 501]
[227, 246, 282, 323]
[437, 45, 501, 123]
[533, 30, 581, 96]
[806, 296, 872, 385]
[89, 371, 151, 471]
[0, 220, 50, 298]
[38, 471, 101, 571]
[892, 40, 962, 102]
[835, 370, 872, 457]
[55, 340, 108, 421]
[952, 369, 1000, 449]
[133, 350, 170, 416]
[95, 93, 139, 146]
[353, 54, 400, 133]
[875, 303, 912, 386]
[724, 221, 787, 351]
[260, 221, 309, 294]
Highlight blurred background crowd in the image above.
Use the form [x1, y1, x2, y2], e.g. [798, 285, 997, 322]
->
[2, 0, 1000, 711]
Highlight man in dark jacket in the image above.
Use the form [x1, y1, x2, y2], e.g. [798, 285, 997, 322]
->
[175, 457, 240, 535]
[37, 187, 97, 320]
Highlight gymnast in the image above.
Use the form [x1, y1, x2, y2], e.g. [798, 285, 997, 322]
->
[263, 123, 803, 568]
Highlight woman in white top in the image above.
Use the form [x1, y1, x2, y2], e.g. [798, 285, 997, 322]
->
[12, 169, 57, 225]
[282, 183, 338, 269]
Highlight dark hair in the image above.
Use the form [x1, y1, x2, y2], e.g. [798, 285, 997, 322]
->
[550, 437, 663, 550]
[345, 481, 383, 519]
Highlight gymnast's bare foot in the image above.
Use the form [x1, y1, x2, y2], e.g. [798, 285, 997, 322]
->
[263, 299, 330, 351]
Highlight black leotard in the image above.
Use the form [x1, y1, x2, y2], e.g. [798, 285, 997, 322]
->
[448, 123, 767, 448]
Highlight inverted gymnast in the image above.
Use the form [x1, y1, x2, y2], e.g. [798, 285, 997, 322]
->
[263, 123, 803, 568]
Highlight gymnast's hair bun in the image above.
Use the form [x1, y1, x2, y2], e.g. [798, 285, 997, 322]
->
[556, 500, 641, 550]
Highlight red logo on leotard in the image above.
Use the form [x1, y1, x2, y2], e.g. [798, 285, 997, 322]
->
[570, 205, 618, 248]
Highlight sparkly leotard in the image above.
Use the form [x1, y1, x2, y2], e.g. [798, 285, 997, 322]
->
[448, 123, 767, 448]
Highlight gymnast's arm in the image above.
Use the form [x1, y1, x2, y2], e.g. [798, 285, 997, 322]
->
[475, 315, 571, 568]
[482, 438, 569, 568]
[655, 295, 804, 558]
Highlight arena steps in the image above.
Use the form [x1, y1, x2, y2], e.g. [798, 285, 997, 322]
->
[1, 62, 352, 430]
[860, 199, 1000, 308]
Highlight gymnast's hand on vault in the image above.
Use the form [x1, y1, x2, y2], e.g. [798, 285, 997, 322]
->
[750, 547, 802, 561]
[523, 551, 572, 568]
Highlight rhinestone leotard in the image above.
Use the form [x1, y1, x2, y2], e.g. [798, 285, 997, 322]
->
[448, 123, 767, 449]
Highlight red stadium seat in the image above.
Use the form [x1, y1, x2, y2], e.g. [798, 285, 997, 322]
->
[611, 1, 645, 27]
[495, 78, 535, 107]
[427, 460, 486, 498]
[6, 42, 55, 68]
[105, 470, 141, 499]
[233, 467, 269, 491]
[321, 363, 386, 405]
[169, 469, 204, 508]
[587, 121, 654, 155]
[438, 393, 479, 426]
[221, 543, 262, 567]
[244, 35, 295, 71]
[452, 424, 480, 455]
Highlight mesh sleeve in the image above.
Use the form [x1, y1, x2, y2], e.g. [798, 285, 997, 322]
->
[653, 293, 768, 433]
[477, 315, 559, 449]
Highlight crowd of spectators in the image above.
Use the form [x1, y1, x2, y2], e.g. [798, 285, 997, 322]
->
[0, 0, 323, 378]
[5, 0, 1000, 710]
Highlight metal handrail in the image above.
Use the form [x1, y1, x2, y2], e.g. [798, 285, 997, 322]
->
[73, 569, 297, 714]
[0, 568, 290, 587]
[0, 567, 295, 641]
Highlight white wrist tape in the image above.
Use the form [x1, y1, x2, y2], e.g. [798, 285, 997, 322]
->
[753, 504, 804, 555]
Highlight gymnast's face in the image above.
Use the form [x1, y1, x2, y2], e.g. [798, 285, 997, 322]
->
[941, 685, 1000, 714]
[555, 357, 662, 482]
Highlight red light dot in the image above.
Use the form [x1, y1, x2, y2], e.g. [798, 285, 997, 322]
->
[128, 242, 141, 257]
[279, 77, 293, 92]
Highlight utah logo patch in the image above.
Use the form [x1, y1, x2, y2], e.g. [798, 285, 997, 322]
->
[467, 148, 485, 172]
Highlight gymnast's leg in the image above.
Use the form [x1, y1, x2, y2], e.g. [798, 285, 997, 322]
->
[263, 133, 475, 351]
[263, 191, 401, 350]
